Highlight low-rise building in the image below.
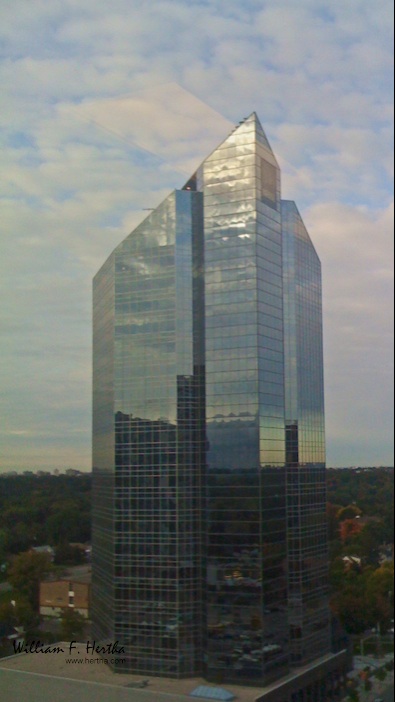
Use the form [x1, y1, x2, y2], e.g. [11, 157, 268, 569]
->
[342, 556, 362, 571]
[39, 579, 90, 619]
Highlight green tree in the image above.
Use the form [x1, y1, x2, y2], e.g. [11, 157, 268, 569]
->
[0, 474, 92, 562]
[349, 520, 387, 565]
[0, 597, 38, 632]
[332, 590, 373, 634]
[4, 522, 34, 555]
[337, 504, 362, 521]
[366, 562, 394, 631]
[0, 529, 8, 571]
[327, 503, 342, 540]
[60, 608, 86, 641]
[54, 542, 85, 566]
[374, 666, 387, 682]
[45, 503, 90, 544]
[7, 552, 53, 610]
[330, 568, 376, 634]
[329, 556, 348, 592]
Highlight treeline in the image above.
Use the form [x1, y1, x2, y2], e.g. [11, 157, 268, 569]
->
[0, 468, 393, 555]
[327, 467, 394, 540]
[326, 468, 394, 635]
[0, 468, 393, 637]
[0, 474, 91, 560]
[327, 466, 393, 505]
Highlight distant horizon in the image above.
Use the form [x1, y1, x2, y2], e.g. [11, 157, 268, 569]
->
[0, 464, 393, 476]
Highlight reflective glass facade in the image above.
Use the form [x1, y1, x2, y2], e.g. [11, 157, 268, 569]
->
[282, 201, 330, 665]
[92, 113, 330, 685]
[92, 191, 206, 677]
[199, 116, 288, 684]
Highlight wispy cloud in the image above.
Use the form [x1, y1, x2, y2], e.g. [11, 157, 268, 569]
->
[1, 0, 393, 469]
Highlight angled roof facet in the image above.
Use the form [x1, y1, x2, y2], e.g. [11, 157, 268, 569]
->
[182, 111, 276, 189]
[242, 111, 273, 151]
[206, 110, 275, 157]
[281, 200, 321, 262]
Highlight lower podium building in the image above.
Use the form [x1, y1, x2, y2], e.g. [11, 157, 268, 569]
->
[92, 113, 350, 699]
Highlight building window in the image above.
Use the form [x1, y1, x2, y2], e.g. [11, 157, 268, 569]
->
[261, 158, 277, 207]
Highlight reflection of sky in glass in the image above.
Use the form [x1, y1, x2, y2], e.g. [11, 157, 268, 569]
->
[282, 199, 329, 665]
[93, 112, 330, 682]
[203, 115, 288, 682]
[93, 186, 206, 677]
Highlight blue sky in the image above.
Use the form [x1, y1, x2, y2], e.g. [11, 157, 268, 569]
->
[1, 0, 393, 471]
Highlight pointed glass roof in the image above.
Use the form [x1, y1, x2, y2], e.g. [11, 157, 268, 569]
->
[208, 111, 275, 155]
[182, 111, 276, 190]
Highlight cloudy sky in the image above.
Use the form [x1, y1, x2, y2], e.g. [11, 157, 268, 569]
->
[1, 0, 393, 472]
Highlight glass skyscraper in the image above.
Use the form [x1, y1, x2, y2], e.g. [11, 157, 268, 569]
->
[282, 201, 330, 667]
[92, 190, 206, 677]
[92, 114, 346, 695]
[199, 115, 289, 684]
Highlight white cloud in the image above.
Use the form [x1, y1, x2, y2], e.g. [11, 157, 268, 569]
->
[274, 122, 393, 210]
[0, 0, 393, 469]
[304, 201, 394, 465]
